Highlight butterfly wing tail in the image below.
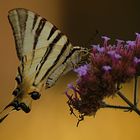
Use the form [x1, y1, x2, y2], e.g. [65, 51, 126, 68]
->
[0, 105, 15, 123]
[0, 95, 33, 123]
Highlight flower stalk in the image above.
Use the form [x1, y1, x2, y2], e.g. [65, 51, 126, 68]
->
[134, 76, 138, 106]
[117, 87, 140, 115]
[102, 104, 131, 110]
[102, 76, 140, 115]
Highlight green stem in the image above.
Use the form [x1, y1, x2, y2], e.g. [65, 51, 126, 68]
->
[102, 104, 131, 110]
[117, 91, 140, 115]
[134, 76, 138, 106]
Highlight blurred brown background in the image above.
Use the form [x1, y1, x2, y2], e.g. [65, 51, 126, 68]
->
[0, 0, 140, 140]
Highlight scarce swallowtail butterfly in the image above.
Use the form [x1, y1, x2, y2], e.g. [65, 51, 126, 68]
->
[0, 8, 88, 122]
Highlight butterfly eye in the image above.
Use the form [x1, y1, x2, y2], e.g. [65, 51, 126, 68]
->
[29, 91, 41, 100]
[12, 88, 20, 96]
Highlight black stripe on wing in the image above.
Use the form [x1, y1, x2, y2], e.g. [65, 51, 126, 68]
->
[17, 66, 23, 82]
[33, 18, 46, 50]
[31, 18, 46, 65]
[16, 9, 28, 44]
[8, 20, 21, 59]
[8, 9, 28, 60]
[33, 32, 63, 85]
[47, 26, 57, 40]
[40, 39, 70, 82]
[32, 14, 38, 30]
[62, 47, 81, 64]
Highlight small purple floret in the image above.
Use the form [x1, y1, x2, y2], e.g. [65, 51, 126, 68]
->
[68, 83, 74, 90]
[114, 53, 122, 59]
[135, 33, 140, 46]
[97, 47, 105, 53]
[107, 50, 121, 59]
[102, 36, 110, 42]
[92, 45, 105, 52]
[102, 65, 112, 72]
[74, 64, 88, 76]
[91, 44, 100, 48]
[134, 57, 140, 64]
[107, 50, 116, 56]
[135, 32, 140, 38]
[116, 39, 124, 44]
[126, 41, 136, 47]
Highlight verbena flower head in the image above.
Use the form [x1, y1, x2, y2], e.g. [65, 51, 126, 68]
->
[66, 34, 140, 121]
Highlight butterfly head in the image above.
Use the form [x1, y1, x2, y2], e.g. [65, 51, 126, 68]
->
[75, 47, 90, 67]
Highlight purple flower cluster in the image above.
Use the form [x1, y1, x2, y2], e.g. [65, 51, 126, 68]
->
[65, 33, 140, 118]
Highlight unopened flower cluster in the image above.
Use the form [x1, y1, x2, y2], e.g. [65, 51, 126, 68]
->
[65, 33, 140, 117]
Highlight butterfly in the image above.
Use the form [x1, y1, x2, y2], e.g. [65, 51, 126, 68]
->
[0, 8, 88, 122]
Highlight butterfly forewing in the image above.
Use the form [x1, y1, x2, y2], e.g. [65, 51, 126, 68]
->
[8, 8, 87, 88]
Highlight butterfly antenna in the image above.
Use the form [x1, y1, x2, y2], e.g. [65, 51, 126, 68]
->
[87, 30, 99, 48]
